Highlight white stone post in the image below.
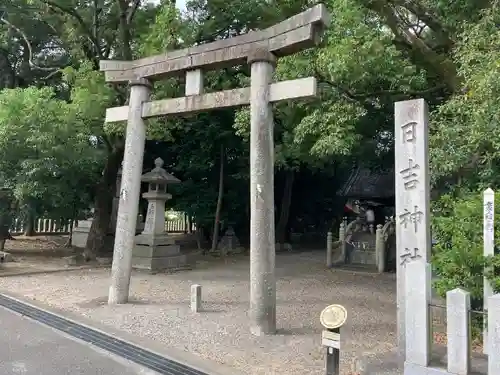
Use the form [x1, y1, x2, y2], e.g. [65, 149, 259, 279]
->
[447, 288, 470, 375]
[108, 78, 152, 305]
[375, 224, 385, 273]
[248, 48, 276, 336]
[326, 231, 333, 267]
[395, 99, 431, 364]
[488, 294, 500, 374]
[405, 260, 431, 367]
[191, 284, 201, 312]
[191, 284, 202, 312]
[484, 187, 495, 354]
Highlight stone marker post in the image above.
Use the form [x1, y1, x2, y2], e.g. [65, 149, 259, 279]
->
[191, 284, 202, 313]
[109, 79, 152, 304]
[484, 187, 495, 354]
[248, 49, 277, 336]
[394, 99, 431, 364]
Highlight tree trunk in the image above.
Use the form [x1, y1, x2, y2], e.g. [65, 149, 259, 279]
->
[276, 169, 295, 248]
[84, 146, 123, 258]
[24, 210, 36, 236]
[211, 145, 225, 252]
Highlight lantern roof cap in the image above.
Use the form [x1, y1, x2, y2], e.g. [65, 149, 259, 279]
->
[141, 158, 181, 184]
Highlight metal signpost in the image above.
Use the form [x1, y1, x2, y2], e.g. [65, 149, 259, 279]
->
[320, 304, 348, 375]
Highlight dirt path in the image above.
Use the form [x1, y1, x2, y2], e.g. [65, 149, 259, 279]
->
[0, 251, 398, 375]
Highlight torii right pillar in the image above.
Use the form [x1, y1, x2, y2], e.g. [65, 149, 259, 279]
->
[248, 49, 276, 336]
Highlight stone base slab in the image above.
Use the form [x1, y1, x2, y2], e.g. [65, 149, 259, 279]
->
[72, 227, 92, 249]
[134, 233, 175, 247]
[404, 362, 453, 375]
[72, 222, 144, 250]
[132, 251, 198, 271]
[133, 242, 181, 258]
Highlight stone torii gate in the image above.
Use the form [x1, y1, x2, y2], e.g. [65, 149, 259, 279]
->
[100, 4, 330, 336]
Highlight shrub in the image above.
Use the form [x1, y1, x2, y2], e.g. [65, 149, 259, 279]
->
[432, 190, 500, 337]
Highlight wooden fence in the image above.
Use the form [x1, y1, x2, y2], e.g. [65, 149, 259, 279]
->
[10, 218, 74, 235]
[9, 217, 193, 235]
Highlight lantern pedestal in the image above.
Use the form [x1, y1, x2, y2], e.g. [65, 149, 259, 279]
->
[132, 234, 191, 270]
[131, 158, 194, 271]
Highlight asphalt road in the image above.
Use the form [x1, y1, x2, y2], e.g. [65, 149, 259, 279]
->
[0, 307, 159, 375]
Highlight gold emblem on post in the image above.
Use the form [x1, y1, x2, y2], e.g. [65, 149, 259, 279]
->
[320, 304, 347, 329]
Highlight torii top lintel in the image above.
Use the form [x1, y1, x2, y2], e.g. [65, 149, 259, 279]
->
[99, 4, 330, 83]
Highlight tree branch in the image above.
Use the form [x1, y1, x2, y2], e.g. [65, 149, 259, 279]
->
[39, 0, 103, 58]
[126, 0, 142, 24]
[0, 15, 58, 72]
[365, 0, 458, 91]
[314, 67, 446, 101]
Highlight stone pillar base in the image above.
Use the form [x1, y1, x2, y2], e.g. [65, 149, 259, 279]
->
[71, 219, 145, 251]
[132, 233, 196, 271]
[72, 221, 92, 248]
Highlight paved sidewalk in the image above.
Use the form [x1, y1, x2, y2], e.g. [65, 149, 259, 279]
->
[0, 307, 158, 375]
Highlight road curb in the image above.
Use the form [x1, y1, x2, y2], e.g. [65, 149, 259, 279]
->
[0, 265, 108, 278]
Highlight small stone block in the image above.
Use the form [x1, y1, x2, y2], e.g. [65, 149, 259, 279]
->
[191, 284, 202, 313]
[446, 288, 470, 374]
[488, 293, 500, 374]
[0, 251, 13, 263]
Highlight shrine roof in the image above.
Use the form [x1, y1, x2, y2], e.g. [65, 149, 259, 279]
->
[338, 166, 394, 199]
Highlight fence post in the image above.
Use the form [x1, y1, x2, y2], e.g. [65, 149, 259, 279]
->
[488, 294, 500, 374]
[326, 231, 333, 268]
[338, 221, 346, 263]
[405, 261, 431, 367]
[447, 288, 470, 374]
[375, 224, 384, 273]
[484, 187, 495, 354]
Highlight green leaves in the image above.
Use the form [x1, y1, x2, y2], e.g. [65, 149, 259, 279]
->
[432, 190, 500, 312]
[0, 84, 103, 219]
[430, 4, 500, 188]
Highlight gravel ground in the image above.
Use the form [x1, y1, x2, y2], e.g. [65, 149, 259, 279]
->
[0, 251, 397, 375]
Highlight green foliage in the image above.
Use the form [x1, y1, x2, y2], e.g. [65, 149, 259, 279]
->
[430, 4, 500, 188]
[0, 86, 102, 220]
[4, 0, 500, 251]
[432, 191, 500, 312]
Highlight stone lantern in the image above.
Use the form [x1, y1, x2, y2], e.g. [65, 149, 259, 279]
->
[132, 158, 190, 271]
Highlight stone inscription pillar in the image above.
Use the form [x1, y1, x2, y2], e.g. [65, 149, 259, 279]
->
[248, 49, 277, 336]
[108, 78, 152, 305]
[394, 99, 431, 364]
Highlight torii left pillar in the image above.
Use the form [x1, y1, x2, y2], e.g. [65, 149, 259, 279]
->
[109, 78, 152, 304]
